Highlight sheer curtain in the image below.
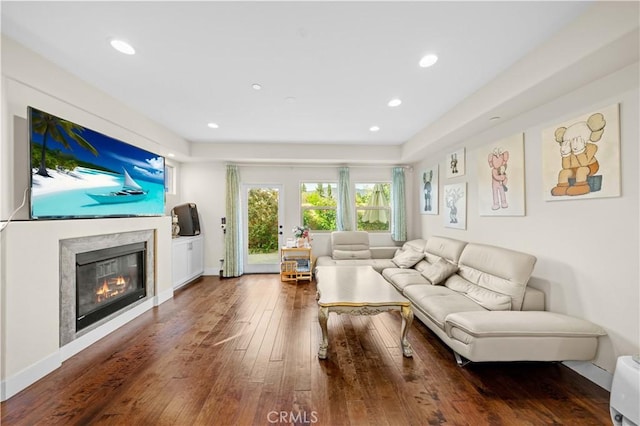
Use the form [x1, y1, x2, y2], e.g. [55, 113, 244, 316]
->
[224, 165, 243, 277]
[337, 166, 354, 231]
[391, 167, 407, 242]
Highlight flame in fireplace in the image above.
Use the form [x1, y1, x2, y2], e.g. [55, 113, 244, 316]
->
[95, 276, 129, 302]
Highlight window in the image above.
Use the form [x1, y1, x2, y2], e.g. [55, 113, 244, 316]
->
[355, 182, 391, 232]
[164, 164, 175, 194]
[300, 182, 337, 231]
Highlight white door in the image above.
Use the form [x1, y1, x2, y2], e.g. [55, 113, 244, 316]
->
[243, 184, 284, 273]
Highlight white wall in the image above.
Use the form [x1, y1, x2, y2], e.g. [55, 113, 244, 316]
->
[413, 63, 640, 377]
[0, 36, 183, 399]
[179, 163, 413, 274]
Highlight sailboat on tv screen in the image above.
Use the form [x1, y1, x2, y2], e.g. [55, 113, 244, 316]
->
[86, 169, 148, 204]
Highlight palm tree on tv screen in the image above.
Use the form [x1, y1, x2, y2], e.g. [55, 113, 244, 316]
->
[32, 109, 98, 177]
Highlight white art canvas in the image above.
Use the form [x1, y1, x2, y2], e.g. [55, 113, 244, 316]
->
[420, 165, 438, 215]
[477, 133, 526, 216]
[443, 182, 466, 229]
[446, 148, 465, 178]
[542, 104, 620, 201]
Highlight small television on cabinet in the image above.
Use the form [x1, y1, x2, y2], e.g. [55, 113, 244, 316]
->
[172, 203, 201, 236]
[28, 106, 165, 219]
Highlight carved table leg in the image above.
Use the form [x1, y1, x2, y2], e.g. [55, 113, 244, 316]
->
[400, 305, 414, 358]
[318, 306, 329, 359]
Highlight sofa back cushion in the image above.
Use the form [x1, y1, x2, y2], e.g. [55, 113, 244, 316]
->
[331, 231, 371, 259]
[424, 236, 467, 264]
[457, 243, 536, 311]
[445, 275, 512, 310]
[333, 249, 372, 260]
[401, 239, 427, 253]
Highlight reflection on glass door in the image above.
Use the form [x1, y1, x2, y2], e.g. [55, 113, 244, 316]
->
[243, 184, 283, 273]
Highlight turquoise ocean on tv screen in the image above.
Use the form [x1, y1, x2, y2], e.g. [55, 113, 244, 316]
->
[31, 168, 165, 218]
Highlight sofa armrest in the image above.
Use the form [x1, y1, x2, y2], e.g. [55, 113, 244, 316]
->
[444, 311, 606, 338]
[522, 287, 545, 311]
[370, 246, 398, 259]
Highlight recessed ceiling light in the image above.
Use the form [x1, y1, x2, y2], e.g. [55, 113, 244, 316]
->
[489, 116, 501, 121]
[252, 83, 262, 90]
[419, 54, 438, 68]
[110, 39, 135, 55]
[167, 153, 175, 158]
[388, 98, 402, 107]
[207, 122, 219, 129]
[369, 126, 380, 132]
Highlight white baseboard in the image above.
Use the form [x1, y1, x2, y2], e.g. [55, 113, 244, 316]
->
[155, 287, 174, 305]
[1, 352, 61, 402]
[204, 267, 219, 276]
[563, 360, 613, 391]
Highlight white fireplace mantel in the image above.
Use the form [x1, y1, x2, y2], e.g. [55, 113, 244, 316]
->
[0, 216, 172, 401]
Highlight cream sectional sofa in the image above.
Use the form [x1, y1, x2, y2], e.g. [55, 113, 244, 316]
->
[315, 231, 606, 365]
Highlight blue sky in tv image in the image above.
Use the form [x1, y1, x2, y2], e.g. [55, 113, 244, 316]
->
[29, 107, 165, 218]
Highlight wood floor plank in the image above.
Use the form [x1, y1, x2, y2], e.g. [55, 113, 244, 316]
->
[1, 275, 612, 425]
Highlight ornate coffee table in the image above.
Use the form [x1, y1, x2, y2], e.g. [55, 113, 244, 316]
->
[315, 266, 414, 360]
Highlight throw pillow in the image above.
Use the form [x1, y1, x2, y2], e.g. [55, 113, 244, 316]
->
[391, 249, 424, 268]
[420, 257, 458, 285]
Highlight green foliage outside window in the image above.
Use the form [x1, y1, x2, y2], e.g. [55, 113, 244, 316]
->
[301, 182, 337, 231]
[247, 188, 279, 254]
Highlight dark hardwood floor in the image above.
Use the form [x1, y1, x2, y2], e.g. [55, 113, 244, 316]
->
[1, 275, 611, 425]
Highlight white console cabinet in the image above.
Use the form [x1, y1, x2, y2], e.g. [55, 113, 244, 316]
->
[172, 235, 204, 290]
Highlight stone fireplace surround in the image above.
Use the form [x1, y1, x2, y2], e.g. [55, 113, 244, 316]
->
[0, 217, 173, 401]
[59, 230, 156, 347]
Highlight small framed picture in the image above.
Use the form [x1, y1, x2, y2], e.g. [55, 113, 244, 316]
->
[420, 165, 438, 215]
[446, 148, 465, 178]
[443, 182, 466, 229]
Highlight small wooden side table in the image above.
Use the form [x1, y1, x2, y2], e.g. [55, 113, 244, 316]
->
[280, 247, 313, 282]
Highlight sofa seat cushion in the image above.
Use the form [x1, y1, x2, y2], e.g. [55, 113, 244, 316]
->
[315, 256, 336, 268]
[367, 259, 396, 273]
[382, 268, 429, 291]
[444, 275, 512, 311]
[315, 257, 394, 273]
[403, 285, 486, 330]
[444, 311, 607, 338]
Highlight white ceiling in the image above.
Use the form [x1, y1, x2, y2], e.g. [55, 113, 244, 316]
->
[1, 1, 593, 151]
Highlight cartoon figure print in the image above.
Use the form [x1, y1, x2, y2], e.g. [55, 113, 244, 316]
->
[488, 148, 509, 210]
[450, 153, 458, 175]
[422, 170, 433, 212]
[551, 113, 606, 196]
[446, 186, 463, 223]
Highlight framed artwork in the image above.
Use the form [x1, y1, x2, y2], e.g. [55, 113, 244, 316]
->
[420, 165, 439, 215]
[446, 148, 465, 178]
[477, 133, 526, 216]
[542, 104, 620, 201]
[443, 182, 466, 229]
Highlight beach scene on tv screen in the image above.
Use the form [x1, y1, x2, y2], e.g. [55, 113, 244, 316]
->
[29, 107, 165, 218]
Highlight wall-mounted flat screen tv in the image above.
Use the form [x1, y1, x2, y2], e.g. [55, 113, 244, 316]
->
[28, 106, 165, 219]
